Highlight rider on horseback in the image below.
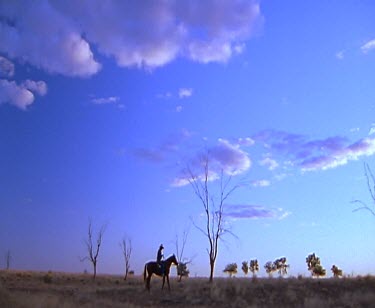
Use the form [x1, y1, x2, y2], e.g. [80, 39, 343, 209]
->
[156, 244, 164, 274]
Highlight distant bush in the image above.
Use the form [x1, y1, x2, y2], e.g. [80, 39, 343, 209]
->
[241, 261, 249, 276]
[223, 263, 238, 277]
[331, 265, 343, 278]
[43, 271, 53, 284]
[306, 253, 326, 278]
[249, 259, 259, 277]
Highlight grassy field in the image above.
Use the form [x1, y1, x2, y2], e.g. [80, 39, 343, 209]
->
[1, 270, 375, 307]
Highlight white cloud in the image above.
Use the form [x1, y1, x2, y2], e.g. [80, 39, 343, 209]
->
[0, 1, 100, 77]
[0, 78, 47, 110]
[22, 80, 48, 96]
[172, 138, 251, 187]
[176, 105, 183, 113]
[225, 204, 290, 220]
[361, 39, 375, 54]
[237, 137, 255, 147]
[0, 56, 15, 77]
[251, 179, 271, 187]
[211, 138, 251, 176]
[369, 124, 375, 136]
[260, 157, 279, 170]
[178, 88, 193, 98]
[335, 50, 345, 60]
[0, 1, 261, 75]
[0, 79, 34, 110]
[91, 96, 120, 105]
[301, 138, 375, 171]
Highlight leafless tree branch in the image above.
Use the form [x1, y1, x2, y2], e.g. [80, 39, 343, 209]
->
[186, 151, 238, 282]
[120, 237, 132, 280]
[352, 163, 375, 217]
[80, 218, 106, 280]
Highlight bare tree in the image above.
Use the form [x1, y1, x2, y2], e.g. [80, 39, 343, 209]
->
[80, 219, 106, 280]
[186, 153, 238, 282]
[5, 250, 11, 270]
[175, 227, 192, 281]
[353, 163, 375, 217]
[120, 237, 132, 280]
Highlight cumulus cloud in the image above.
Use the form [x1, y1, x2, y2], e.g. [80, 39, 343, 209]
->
[0, 1, 261, 75]
[0, 1, 101, 77]
[0, 79, 47, 109]
[0, 56, 14, 77]
[22, 80, 48, 96]
[225, 204, 290, 220]
[0, 79, 34, 109]
[361, 39, 375, 54]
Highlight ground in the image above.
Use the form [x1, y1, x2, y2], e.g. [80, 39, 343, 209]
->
[1, 270, 375, 307]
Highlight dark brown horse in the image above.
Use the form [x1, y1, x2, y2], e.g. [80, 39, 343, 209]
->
[143, 254, 178, 291]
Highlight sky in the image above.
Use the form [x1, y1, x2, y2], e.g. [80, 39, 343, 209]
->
[1, 0, 375, 278]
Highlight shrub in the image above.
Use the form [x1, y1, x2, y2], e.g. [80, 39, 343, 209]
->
[43, 271, 53, 284]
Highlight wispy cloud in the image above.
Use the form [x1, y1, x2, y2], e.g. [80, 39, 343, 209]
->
[0, 79, 47, 110]
[178, 88, 193, 99]
[254, 129, 375, 172]
[335, 50, 345, 60]
[369, 124, 375, 136]
[300, 138, 375, 171]
[133, 129, 194, 163]
[251, 180, 271, 187]
[0, 1, 261, 76]
[236, 137, 255, 147]
[172, 138, 251, 187]
[225, 204, 290, 220]
[260, 157, 279, 170]
[361, 39, 375, 54]
[91, 96, 120, 105]
[0, 56, 15, 78]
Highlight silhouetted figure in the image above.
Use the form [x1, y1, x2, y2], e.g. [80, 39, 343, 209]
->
[156, 244, 164, 274]
[144, 254, 178, 291]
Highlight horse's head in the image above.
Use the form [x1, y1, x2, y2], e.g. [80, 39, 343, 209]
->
[172, 254, 179, 266]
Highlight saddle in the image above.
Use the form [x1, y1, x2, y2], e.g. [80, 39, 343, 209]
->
[157, 261, 165, 275]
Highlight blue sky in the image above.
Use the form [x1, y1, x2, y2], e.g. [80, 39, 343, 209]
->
[1, 0, 375, 278]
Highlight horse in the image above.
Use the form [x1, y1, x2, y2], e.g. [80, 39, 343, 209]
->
[143, 254, 178, 291]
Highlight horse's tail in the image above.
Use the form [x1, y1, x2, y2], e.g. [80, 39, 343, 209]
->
[143, 263, 147, 282]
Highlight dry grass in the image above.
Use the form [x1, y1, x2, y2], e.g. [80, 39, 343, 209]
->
[1, 270, 375, 307]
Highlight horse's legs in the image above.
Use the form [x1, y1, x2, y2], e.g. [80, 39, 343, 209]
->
[146, 273, 151, 291]
[166, 275, 170, 291]
[162, 274, 165, 290]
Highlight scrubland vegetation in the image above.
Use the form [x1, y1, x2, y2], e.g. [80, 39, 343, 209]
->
[1, 269, 375, 307]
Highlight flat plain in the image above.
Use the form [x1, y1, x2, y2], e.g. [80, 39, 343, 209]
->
[1, 270, 375, 307]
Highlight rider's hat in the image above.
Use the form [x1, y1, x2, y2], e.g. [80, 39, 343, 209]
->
[160, 244, 164, 249]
